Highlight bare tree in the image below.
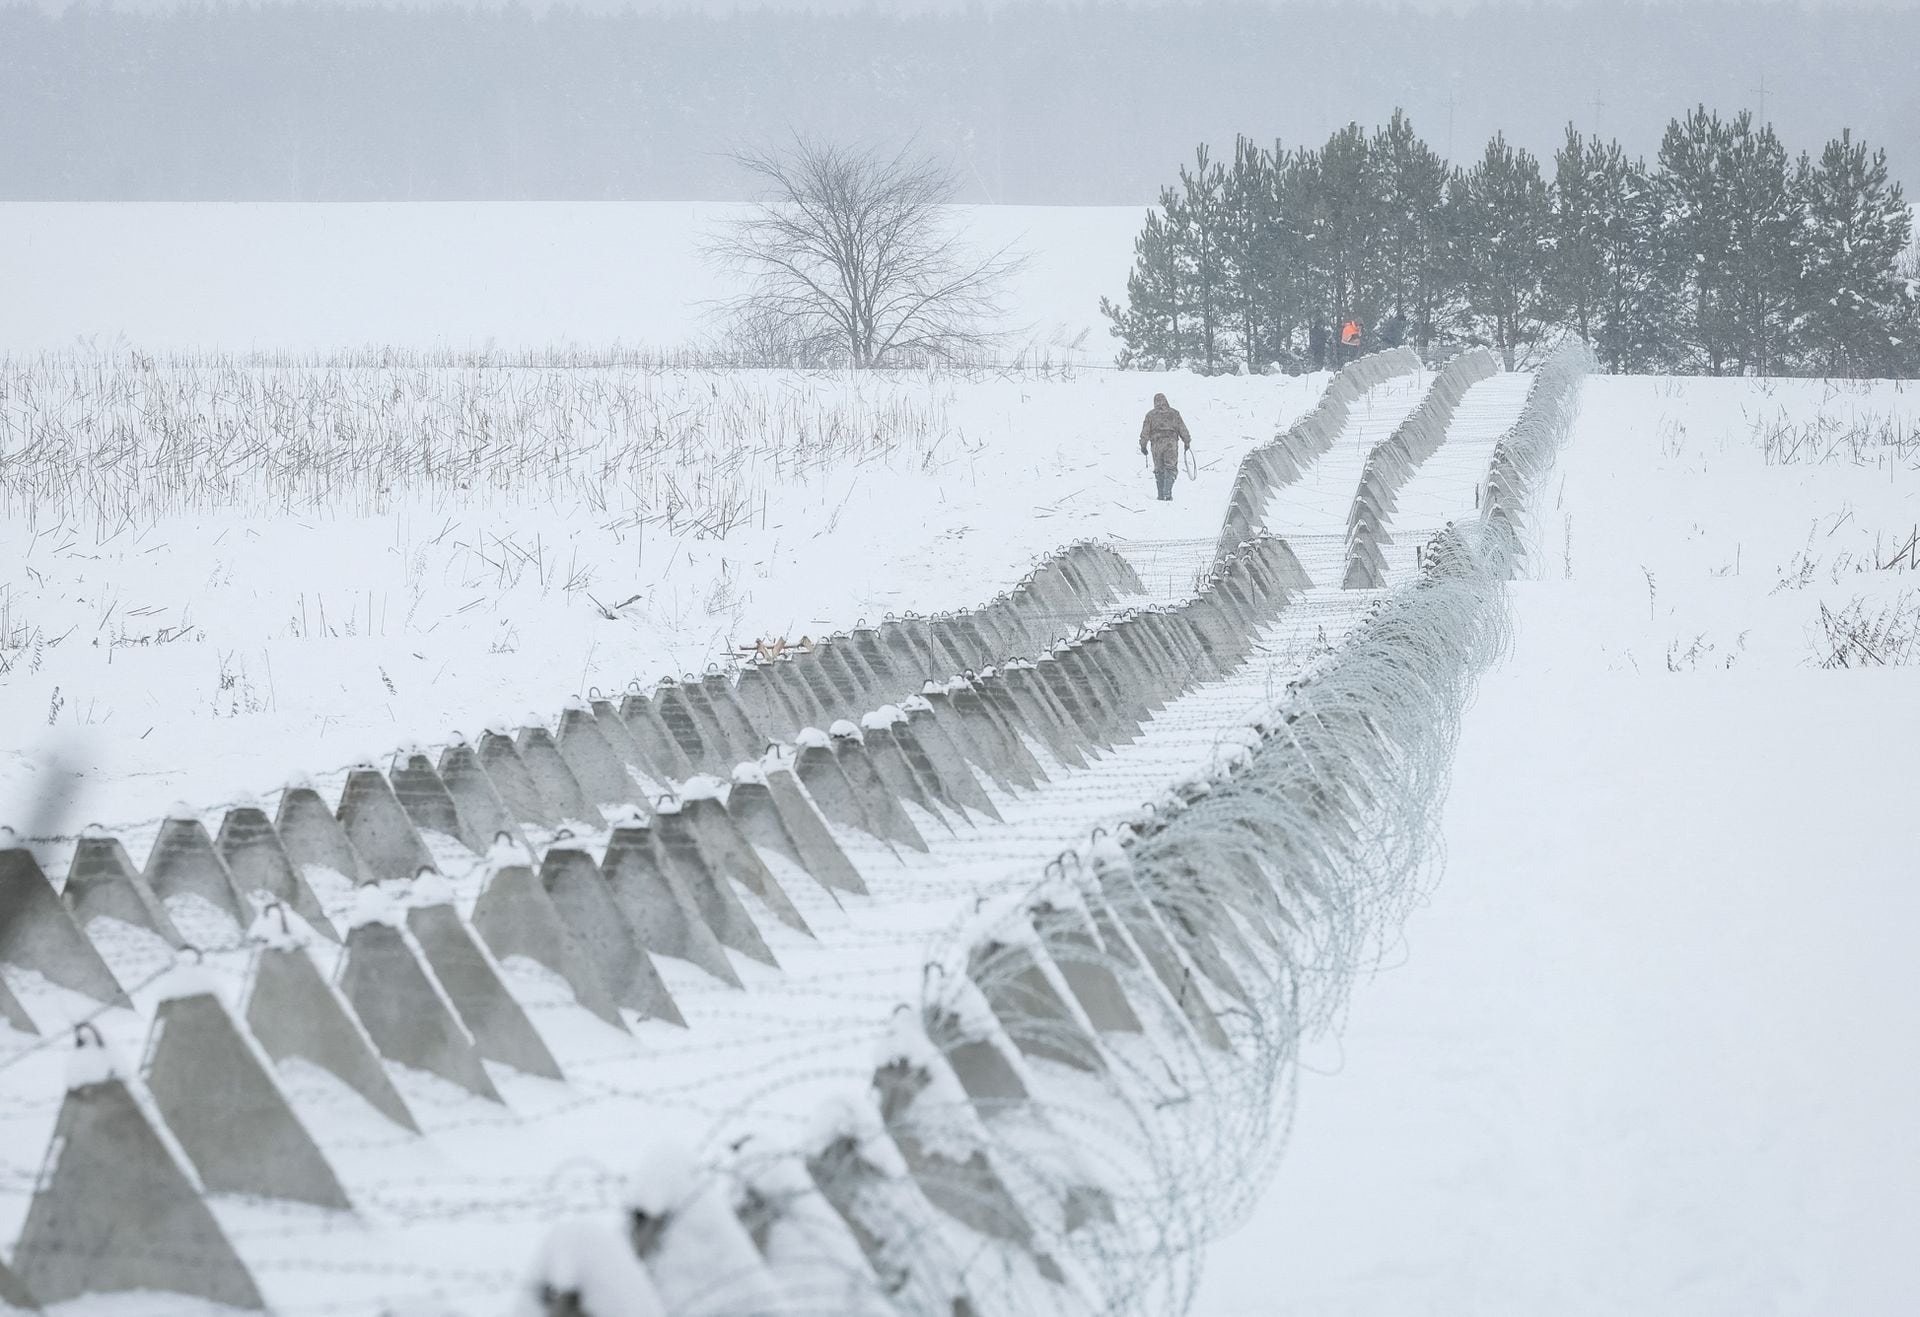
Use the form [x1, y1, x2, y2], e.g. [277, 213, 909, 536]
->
[709, 139, 1024, 368]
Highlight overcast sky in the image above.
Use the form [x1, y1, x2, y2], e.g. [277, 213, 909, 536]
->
[5, 0, 1917, 202]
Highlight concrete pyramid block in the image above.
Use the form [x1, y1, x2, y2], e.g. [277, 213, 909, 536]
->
[923, 1004, 1030, 1118]
[0, 1257, 39, 1313]
[983, 664, 1075, 767]
[244, 944, 419, 1132]
[809, 641, 866, 709]
[793, 737, 877, 838]
[701, 673, 766, 759]
[624, 1148, 785, 1316]
[471, 862, 626, 1030]
[337, 768, 436, 883]
[0, 972, 37, 1034]
[476, 731, 561, 829]
[556, 706, 643, 809]
[730, 664, 798, 745]
[511, 726, 604, 827]
[756, 763, 869, 895]
[597, 828, 738, 989]
[833, 634, 888, 698]
[617, 692, 698, 782]
[722, 777, 811, 883]
[650, 684, 716, 774]
[1029, 906, 1141, 1034]
[405, 903, 564, 1080]
[998, 666, 1088, 767]
[12, 1076, 264, 1310]
[890, 712, 988, 818]
[1095, 866, 1231, 1052]
[727, 1151, 892, 1316]
[587, 698, 648, 772]
[1152, 898, 1252, 1006]
[861, 722, 955, 836]
[877, 619, 927, 682]
[144, 815, 252, 931]
[63, 833, 183, 947]
[276, 785, 374, 886]
[215, 807, 338, 941]
[872, 1053, 1055, 1276]
[435, 743, 526, 854]
[337, 920, 502, 1103]
[390, 752, 479, 852]
[680, 680, 748, 767]
[952, 684, 1039, 789]
[830, 728, 928, 852]
[679, 795, 811, 937]
[850, 627, 897, 686]
[728, 771, 862, 897]
[966, 940, 1104, 1075]
[903, 704, 1002, 822]
[0, 847, 127, 1006]
[654, 807, 776, 968]
[766, 658, 831, 730]
[804, 1122, 976, 1316]
[914, 685, 997, 778]
[791, 657, 846, 729]
[143, 990, 353, 1209]
[541, 846, 695, 1016]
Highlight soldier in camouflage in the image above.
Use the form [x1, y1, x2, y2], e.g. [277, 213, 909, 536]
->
[1138, 393, 1192, 501]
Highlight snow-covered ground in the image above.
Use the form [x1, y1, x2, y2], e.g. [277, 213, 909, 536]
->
[1193, 374, 1920, 1315]
[0, 363, 1322, 837]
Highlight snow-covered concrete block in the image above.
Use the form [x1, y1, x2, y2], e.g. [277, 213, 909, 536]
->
[63, 831, 183, 948]
[545, 842, 703, 1011]
[337, 767, 436, 884]
[472, 861, 627, 1031]
[12, 1074, 265, 1309]
[0, 846, 127, 1006]
[337, 918, 502, 1103]
[215, 805, 338, 940]
[143, 989, 353, 1209]
[406, 903, 564, 1081]
[244, 942, 420, 1132]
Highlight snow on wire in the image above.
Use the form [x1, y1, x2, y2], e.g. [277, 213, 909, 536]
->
[511, 342, 1596, 1315]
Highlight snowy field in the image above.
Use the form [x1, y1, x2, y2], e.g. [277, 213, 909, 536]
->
[3, 205, 1917, 1316]
[1197, 375, 1920, 1316]
[0, 362, 1326, 834]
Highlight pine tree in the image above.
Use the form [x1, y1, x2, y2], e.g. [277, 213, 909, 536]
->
[1657, 107, 1736, 372]
[1550, 127, 1678, 371]
[1311, 124, 1390, 365]
[1172, 146, 1232, 373]
[1218, 137, 1286, 371]
[1721, 115, 1801, 375]
[1795, 129, 1914, 377]
[1101, 207, 1186, 368]
[1453, 133, 1553, 369]
[1372, 111, 1452, 355]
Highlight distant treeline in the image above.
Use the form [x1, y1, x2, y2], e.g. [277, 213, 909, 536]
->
[1105, 110, 1917, 378]
[2, 2, 1918, 205]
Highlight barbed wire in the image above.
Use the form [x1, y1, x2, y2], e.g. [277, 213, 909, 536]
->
[0, 347, 1594, 1315]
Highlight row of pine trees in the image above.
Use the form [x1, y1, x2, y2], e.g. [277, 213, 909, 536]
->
[1102, 108, 1917, 376]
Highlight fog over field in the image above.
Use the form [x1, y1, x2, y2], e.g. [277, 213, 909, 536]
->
[4, 0, 1918, 202]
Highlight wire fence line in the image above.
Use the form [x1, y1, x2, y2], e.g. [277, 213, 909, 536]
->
[0, 344, 1592, 1315]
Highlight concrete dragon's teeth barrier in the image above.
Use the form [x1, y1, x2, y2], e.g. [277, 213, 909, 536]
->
[4, 350, 1563, 1313]
[1342, 348, 1499, 589]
